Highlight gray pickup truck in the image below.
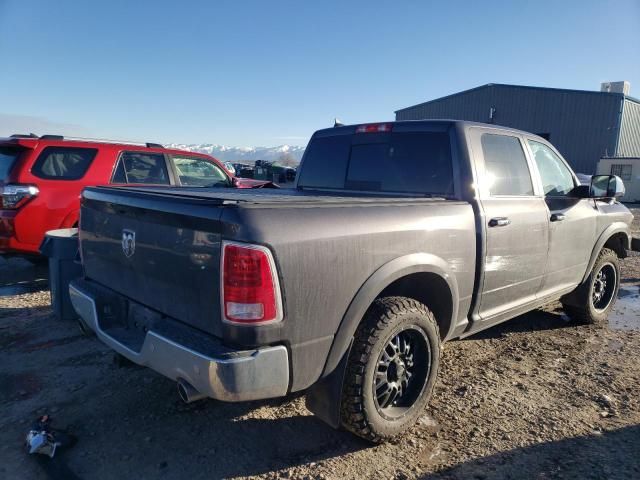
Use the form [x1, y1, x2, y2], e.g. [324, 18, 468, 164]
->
[70, 120, 634, 442]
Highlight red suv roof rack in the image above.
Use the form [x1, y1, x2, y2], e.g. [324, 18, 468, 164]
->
[10, 133, 39, 139]
[19, 134, 165, 149]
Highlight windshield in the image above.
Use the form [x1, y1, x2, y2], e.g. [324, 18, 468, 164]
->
[0, 146, 22, 180]
[297, 131, 453, 196]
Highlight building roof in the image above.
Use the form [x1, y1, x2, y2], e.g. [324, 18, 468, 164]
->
[395, 83, 640, 114]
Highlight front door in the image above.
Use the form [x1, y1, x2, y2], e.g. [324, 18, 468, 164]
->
[470, 129, 550, 321]
[525, 139, 597, 296]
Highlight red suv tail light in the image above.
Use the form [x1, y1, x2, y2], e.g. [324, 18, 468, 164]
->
[221, 241, 283, 325]
[0, 184, 39, 209]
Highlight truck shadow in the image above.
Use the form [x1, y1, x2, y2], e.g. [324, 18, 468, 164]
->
[196, 413, 367, 476]
[71, 380, 370, 478]
[420, 424, 640, 479]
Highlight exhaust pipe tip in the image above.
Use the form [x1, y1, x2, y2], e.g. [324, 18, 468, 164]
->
[177, 379, 206, 404]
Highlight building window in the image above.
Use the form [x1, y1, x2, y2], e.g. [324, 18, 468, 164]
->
[611, 164, 632, 181]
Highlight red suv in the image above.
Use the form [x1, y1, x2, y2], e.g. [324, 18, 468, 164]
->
[0, 134, 268, 256]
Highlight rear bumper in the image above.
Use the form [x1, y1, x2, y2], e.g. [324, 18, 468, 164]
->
[69, 281, 290, 402]
[0, 209, 39, 255]
[0, 239, 40, 255]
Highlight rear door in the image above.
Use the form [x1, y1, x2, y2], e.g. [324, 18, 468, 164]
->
[469, 128, 549, 321]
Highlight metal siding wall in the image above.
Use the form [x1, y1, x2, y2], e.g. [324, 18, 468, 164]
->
[396, 87, 494, 122]
[396, 85, 621, 173]
[617, 100, 640, 157]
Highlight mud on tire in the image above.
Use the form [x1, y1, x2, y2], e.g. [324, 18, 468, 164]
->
[340, 296, 441, 443]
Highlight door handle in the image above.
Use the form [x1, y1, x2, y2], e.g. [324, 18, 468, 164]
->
[489, 217, 511, 227]
[550, 213, 566, 222]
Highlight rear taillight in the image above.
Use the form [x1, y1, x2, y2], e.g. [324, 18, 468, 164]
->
[355, 123, 393, 133]
[0, 184, 39, 209]
[221, 242, 282, 324]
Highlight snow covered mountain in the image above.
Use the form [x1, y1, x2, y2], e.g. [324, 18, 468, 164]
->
[165, 143, 306, 163]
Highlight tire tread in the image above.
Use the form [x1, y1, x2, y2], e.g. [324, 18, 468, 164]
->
[562, 248, 619, 325]
[339, 296, 440, 443]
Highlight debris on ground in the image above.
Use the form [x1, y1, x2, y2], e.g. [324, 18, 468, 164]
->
[25, 415, 76, 458]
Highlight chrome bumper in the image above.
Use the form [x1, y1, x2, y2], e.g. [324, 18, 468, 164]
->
[69, 282, 289, 402]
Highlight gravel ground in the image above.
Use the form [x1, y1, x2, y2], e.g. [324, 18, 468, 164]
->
[1, 207, 639, 480]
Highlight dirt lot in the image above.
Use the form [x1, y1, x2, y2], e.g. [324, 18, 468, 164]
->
[1, 208, 639, 480]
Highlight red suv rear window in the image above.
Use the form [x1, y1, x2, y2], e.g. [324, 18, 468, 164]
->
[0, 146, 23, 181]
[32, 146, 98, 180]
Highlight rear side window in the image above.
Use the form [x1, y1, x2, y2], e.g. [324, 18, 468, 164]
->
[0, 146, 22, 180]
[298, 131, 453, 195]
[481, 134, 533, 196]
[32, 147, 97, 180]
[112, 152, 170, 184]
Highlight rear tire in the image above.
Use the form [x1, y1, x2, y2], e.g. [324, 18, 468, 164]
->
[562, 248, 620, 325]
[340, 296, 441, 443]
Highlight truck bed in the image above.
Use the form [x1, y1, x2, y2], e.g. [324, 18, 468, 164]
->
[79, 185, 476, 391]
[98, 185, 457, 206]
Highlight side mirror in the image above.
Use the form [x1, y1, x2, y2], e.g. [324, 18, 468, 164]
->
[590, 175, 625, 199]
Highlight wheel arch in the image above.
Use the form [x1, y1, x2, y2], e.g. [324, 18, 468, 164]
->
[321, 253, 458, 378]
[581, 223, 631, 284]
[60, 209, 80, 228]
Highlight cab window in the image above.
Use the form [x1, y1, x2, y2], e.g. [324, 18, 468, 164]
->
[528, 140, 575, 196]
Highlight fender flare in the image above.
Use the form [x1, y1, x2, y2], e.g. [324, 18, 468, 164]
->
[581, 222, 631, 284]
[321, 252, 459, 378]
[60, 209, 80, 228]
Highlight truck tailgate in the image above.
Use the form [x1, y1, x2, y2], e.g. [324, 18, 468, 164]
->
[80, 187, 227, 336]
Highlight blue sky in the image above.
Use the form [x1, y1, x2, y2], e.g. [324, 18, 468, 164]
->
[0, 0, 638, 146]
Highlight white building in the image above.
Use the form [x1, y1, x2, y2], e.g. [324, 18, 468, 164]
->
[597, 157, 640, 203]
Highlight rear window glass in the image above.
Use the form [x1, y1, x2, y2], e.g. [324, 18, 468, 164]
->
[481, 134, 533, 196]
[32, 147, 97, 180]
[0, 146, 22, 180]
[113, 152, 170, 184]
[297, 131, 453, 195]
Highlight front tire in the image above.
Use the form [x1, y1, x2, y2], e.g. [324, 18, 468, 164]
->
[562, 248, 620, 325]
[340, 296, 441, 443]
